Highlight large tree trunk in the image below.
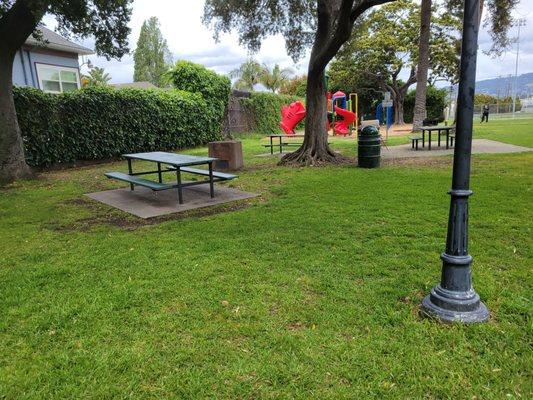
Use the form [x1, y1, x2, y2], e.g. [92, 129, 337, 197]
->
[0, 52, 32, 184]
[280, 57, 338, 165]
[412, 0, 432, 131]
[0, 0, 45, 185]
[393, 93, 405, 125]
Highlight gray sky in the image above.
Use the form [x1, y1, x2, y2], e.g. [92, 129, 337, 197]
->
[45, 0, 533, 85]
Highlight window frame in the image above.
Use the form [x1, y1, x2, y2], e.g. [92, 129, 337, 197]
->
[35, 63, 81, 94]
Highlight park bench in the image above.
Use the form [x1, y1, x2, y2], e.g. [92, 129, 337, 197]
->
[409, 135, 423, 150]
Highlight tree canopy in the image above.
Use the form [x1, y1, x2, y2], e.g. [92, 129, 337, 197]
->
[229, 60, 265, 91]
[445, 0, 520, 56]
[329, 0, 459, 124]
[260, 64, 294, 93]
[0, 0, 132, 59]
[82, 67, 111, 87]
[133, 16, 172, 87]
[203, 0, 316, 62]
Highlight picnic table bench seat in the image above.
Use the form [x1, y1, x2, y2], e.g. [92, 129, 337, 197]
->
[409, 135, 423, 150]
[105, 172, 173, 191]
[167, 166, 237, 181]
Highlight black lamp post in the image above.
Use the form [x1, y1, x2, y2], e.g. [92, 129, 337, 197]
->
[421, 0, 489, 323]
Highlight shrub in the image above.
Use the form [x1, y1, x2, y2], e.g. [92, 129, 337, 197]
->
[404, 86, 448, 123]
[14, 86, 219, 167]
[166, 60, 231, 129]
[239, 92, 303, 135]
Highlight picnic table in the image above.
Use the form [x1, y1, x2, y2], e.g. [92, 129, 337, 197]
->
[265, 134, 305, 154]
[412, 126, 455, 151]
[105, 152, 236, 204]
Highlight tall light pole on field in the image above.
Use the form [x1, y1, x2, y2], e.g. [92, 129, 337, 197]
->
[421, 0, 489, 323]
[512, 18, 526, 117]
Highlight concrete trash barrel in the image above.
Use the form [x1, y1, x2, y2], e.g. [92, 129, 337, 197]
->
[358, 126, 381, 168]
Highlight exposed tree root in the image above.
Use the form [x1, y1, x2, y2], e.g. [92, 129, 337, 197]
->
[278, 145, 345, 167]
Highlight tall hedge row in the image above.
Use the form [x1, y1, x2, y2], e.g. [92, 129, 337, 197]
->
[14, 86, 220, 167]
[239, 92, 303, 135]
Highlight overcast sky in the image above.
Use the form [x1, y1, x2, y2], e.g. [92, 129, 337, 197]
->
[45, 0, 533, 85]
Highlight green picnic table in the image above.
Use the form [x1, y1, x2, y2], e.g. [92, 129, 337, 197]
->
[105, 152, 236, 204]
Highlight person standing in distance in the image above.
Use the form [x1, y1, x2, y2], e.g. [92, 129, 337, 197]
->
[481, 104, 490, 123]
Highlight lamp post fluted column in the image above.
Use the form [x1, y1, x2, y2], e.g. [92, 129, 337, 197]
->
[421, 0, 489, 323]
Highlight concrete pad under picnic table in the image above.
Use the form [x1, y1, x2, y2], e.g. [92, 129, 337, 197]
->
[382, 139, 532, 159]
[86, 184, 258, 219]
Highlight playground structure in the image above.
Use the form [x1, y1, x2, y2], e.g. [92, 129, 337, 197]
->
[280, 90, 358, 136]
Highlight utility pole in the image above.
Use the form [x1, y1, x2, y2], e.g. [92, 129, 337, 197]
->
[512, 18, 526, 117]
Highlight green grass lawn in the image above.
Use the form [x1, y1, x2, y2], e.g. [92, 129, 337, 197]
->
[0, 120, 531, 399]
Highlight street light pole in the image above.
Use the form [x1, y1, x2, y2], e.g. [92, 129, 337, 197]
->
[512, 19, 526, 118]
[421, 0, 489, 323]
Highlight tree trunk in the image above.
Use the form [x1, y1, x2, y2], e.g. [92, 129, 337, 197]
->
[0, 0, 46, 185]
[0, 52, 33, 185]
[393, 92, 406, 125]
[280, 66, 338, 165]
[412, 0, 432, 131]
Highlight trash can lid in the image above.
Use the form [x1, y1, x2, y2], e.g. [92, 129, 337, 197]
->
[360, 125, 380, 136]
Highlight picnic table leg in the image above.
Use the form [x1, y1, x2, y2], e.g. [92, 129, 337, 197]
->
[422, 130, 425, 148]
[438, 129, 441, 147]
[270, 136, 273, 155]
[208, 162, 215, 198]
[446, 130, 450, 149]
[127, 159, 134, 191]
[279, 136, 283, 154]
[157, 162, 162, 183]
[428, 130, 432, 150]
[176, 167, 183, 204]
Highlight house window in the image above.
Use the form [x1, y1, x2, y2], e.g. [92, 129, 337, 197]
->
[35, 64, 80, 93]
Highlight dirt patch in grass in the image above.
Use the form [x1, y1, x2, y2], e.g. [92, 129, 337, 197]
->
[382, 157, 453, 168]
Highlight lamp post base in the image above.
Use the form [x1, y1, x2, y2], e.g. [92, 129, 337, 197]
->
[421, 285, 489, 323]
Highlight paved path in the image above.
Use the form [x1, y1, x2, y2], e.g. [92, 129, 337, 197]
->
[382, 139, 532, 159]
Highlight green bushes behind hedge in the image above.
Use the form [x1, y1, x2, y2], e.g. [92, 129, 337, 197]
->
[239, 92, 303, 135]
[14, 86, 222, 167]
[166, 60, 231, 125]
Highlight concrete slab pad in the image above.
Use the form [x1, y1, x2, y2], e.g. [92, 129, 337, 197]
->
[86, 184, 258, 219]
[382, 139, 532, 159]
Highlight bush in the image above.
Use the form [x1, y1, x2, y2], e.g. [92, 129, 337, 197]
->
[239, 92, 303, 135]
[404, 86, 448, 123]
[166, 60, 231, 128]
[14, 86, 219, 167]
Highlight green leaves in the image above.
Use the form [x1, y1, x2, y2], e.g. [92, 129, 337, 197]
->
[13, 86, 225, 167]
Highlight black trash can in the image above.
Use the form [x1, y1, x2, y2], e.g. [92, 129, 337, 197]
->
[358, 126, 381, 168]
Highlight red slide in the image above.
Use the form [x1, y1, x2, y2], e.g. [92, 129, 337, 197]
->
[334, 105, 356, 136]
[280, 101, 306, 135]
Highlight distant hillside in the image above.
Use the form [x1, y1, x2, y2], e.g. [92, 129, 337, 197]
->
[475, 73, 533, 97]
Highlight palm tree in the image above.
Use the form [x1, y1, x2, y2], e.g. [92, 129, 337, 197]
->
[260, 64, 294, 93]
[229, 60, 264, 91]
[412, 0, 432, 131]
[83, 67, 111, 87]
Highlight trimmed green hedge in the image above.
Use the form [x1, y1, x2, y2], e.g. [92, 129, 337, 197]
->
[14, 86, 220, 167]
[239, 92, 303, 135]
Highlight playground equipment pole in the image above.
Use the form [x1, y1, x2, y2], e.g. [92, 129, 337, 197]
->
[350, 93, 358, 132]
[421, 0, 489, 323]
